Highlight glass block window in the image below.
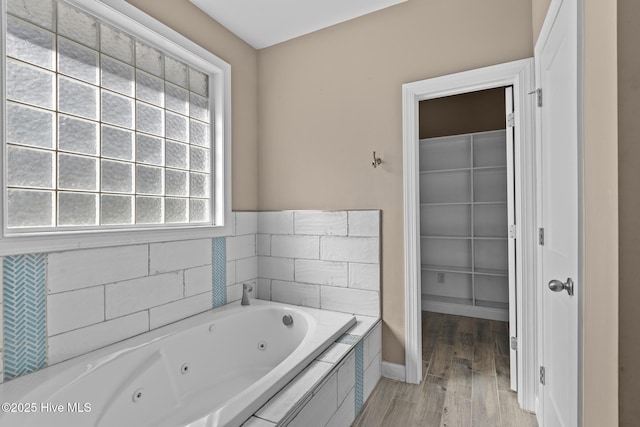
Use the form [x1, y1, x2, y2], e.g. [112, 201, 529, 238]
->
[4, 0, 215, 230]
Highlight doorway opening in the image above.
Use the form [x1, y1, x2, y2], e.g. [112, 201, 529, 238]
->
[402, 59, 537, 412]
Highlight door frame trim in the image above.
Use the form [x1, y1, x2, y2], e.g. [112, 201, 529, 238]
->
[401, 58, 537, 410]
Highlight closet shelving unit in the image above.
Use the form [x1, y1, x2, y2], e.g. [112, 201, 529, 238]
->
[419, 129, 510, 320]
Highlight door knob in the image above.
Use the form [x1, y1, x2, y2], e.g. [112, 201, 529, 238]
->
[548, 278, 574, 296]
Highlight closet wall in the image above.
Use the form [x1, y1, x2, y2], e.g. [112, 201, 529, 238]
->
[419, 89, 509, 320]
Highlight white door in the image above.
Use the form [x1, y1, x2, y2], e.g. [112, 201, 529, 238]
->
[505, 86, 518, 392]
[535, 0, 580, 425]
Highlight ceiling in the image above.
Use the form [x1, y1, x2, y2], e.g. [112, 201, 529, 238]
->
[189, 0, 408, 49]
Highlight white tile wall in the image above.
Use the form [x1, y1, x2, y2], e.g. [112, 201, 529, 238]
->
[364, 323, 383, 368]
[258, 211, 294, 234]
[271, 235, 319, 259]
[320, 237, 379, 264]
[257, 234, 271, 256]
[149, 292, 212, 329]
[348, 211, 380, 237]
[258, 256, 294, 281]
[48, 245, 148, 293]
[257, 210, 380, 320]
[149, 239, 211, 274]
[226, 261, 236, 286]
[256, 360, 333, 422]
[47, 287, 104, 336]
[321, 286, 379, 317]
[337, 352, 356, 405]
[294, 211, 347, 236]
[227, 235, 257, 261]
[271, 280, 320, 308]
[105, 272, 183, 319]
[288, 373, 338, 427]
[348, 263, 380, 291]
[184, 265, 212, 297]
[236, 257, 258, 283]
[363, 352, 382, 403]
[257, 278, 271, 300]
[235, 211, 258, 235]
[327, 388, 355, 427]
[295, 259, 348, 287]
[48, 311, 149, 365]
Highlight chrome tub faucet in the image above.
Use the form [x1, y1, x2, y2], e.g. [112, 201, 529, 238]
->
[241, 283, 253, 305]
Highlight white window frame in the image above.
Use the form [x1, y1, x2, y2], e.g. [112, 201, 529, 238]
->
[0, 0, 232, 255]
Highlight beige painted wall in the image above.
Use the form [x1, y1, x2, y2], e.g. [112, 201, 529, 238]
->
[126, 0, 259, 211]
[257, 0, 533, 364]
[617, 0, 637, 425]
[582, 1, 619, 426]
[532, 0, 552, 43]
[419, 87, 505, 139]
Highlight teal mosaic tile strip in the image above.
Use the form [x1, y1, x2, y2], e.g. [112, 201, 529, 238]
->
[337, 334, 359, 345]
[3, 254, 47, 380]
[212, 237, 227, 308]
[355, 341, 364, 414]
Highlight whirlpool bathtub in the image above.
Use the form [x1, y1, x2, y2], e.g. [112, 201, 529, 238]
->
[0, 300, 356, 427]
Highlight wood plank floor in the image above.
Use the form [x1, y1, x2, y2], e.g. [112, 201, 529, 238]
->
[352, 312, 538, 427]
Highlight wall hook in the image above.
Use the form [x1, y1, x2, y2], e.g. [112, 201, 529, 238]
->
[372, 151, 382, 168]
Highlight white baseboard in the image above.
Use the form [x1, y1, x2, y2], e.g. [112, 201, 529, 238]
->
[381, 361, 406, 382]
[421, 297, 509, 322]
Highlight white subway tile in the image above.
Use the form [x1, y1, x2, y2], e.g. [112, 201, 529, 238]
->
[257, 234, 271, 256]
[348, 211, 380, 237]
[364, 322, 382, 368]
[226, 261, 236, 286]
[257, 278, 271, 300]
[228, 212, 237, 236]
[327, 387, 355, 427]
[242, 417, 276, 427]
[47, 287, 104, 336]
[258, 211, 293, 234]
[348, 263, 380, 291]
[294, 211, 347, 236]
[48, 311, 149, 365]
[256, 360, 333, 422]
[317, 342, 351, 364]
[48, 245, 148, 293]
[236, 256, 258, 283]
[271, 235, 319, 260]
[363, 352, 381, 402]
[321, 287, 379, 317]
[227, 235, 256, 261]
[272, 281, 320, 308]
[184, 265, 212, 297]
[295, 259, 348, 287]
[337, 352, 356, 405]
[235, 211, 258, 235]
[288, 373, 338, 427]
[227, 279, 256, 303]
[320, 237, 379, 264]
[258, 257, 294, 281]
[149, 239, 211, 274]
[149, 292, 212, 329]
[105, 272, 183, 319]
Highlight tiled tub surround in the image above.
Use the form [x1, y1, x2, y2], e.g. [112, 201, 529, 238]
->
[0, 300, 357, 427]
[0, 210, 379, 387]
[244, 318, 382, 427]
[256, 211, 381, 318]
